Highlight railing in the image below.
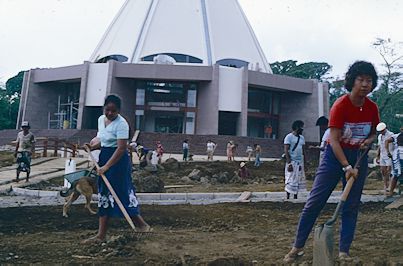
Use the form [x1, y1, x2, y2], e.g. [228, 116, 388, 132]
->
[11, 137, 79, 158]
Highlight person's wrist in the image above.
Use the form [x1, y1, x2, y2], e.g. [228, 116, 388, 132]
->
[342, 165, 353, 172]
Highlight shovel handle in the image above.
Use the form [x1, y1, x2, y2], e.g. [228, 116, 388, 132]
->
[85, 146, 136, 231]
[340, 144, 372, 201]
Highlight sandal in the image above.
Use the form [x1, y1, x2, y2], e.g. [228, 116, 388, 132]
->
[283, 249, 304, 263]
[338, 252, 353, 261]
[81, 235, 104, 245]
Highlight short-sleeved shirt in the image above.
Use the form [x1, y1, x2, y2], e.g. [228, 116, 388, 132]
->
[97, 114, 129, 147]
[320, 128, 331, 148]
[207, 142, 216, 151]
[284, 133, 305, 163]
[329, 95, 380, 149]
[183, 142, 189, 150]
[16, 131, 35, 152]
[378, 130, 394, 159]
[390, 133, 403, 160]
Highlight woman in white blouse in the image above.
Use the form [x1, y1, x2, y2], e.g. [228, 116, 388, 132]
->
[83, 95, 151, 243]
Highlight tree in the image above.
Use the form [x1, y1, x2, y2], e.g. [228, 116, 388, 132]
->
[371, 38, 403, 132]
[328, 79, 347, 107]
[0, 71, 25, 130]
[270, 60, 332, 81]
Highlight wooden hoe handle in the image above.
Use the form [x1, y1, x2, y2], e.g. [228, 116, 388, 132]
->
[85, 146, 136, 231]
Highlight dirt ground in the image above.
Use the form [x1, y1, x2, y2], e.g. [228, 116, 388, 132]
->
[0, 202, 402, 265]
[0, 151, 14, 168]
[27, 159, 384, 193]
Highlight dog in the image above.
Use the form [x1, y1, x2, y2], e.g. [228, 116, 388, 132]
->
[60, 175, 98, 217]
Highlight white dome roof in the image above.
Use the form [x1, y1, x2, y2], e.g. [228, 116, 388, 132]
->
[90, 0, 272, 73]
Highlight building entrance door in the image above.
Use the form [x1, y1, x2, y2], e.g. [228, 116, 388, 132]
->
[218, 111, 238, 136]
[155, 116, 183, 133]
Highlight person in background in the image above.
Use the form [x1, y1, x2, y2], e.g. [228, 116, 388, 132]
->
[254, 144, 262, 167]
[156, 141, 164, 164]
[246, 145, 254, 161]
[228, 141, 237, 161]
[375, 122, 394, 192]
[238, 162, 250, 181]
[206, 140, 216, 161]
[319, 127, 330, 164]
[385, 126, 403, 196]
[15, 121, 35, 182]
[284, 120, 306, 200]
[182, 139, 189, 161]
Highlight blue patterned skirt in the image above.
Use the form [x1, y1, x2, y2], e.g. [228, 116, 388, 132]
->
[98, 147, 140, 217]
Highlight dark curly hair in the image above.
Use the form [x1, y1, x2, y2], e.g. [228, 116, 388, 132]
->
[104, 94, 121, 110]
[344, 61, 378, 92]
[292, 120, 304, 131]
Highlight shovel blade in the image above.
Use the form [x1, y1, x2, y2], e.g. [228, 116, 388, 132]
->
[313, 223, 335, 266]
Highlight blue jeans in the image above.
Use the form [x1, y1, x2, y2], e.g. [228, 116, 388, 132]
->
[293, 145, 368, 253]
[255, 154, 261, 166]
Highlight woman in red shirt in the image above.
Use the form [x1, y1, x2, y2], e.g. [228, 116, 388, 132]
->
[284, 61, 380, 262]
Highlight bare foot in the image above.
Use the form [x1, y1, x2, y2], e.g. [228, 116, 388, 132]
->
[81, 235, 105, 244]
[136, 224, 153, 233]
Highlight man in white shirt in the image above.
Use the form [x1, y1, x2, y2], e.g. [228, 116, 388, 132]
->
[206, 140, 216, 161]
[376, 122, 394, 191]
[284, 120, 307, 199]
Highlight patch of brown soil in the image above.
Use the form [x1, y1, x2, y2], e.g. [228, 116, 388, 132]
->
[0, 151, 14, 167]
[0, 202, 401, 264]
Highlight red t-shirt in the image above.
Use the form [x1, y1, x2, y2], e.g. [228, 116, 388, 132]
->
[329, 94, 380, 149]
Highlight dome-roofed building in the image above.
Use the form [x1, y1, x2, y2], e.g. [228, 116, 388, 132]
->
[17, 0, 328, 142]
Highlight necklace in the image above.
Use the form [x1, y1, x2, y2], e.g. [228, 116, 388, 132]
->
[360, 106, 363, 111]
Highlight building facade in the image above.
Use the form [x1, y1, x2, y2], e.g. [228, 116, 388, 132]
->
[17, 0, 329, 142]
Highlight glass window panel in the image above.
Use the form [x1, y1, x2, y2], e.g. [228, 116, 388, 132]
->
[185, 112, 195, 134]
[136, 89, 145, 105]
[187, 90, 197, 107]
[247, 89, 271, 113]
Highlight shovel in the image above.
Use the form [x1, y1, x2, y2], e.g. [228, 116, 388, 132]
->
[313, 145, 371, 266]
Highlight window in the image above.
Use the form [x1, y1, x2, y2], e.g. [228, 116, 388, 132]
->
[248, 90, 271, 113]
[217, 59, 249, 68]
[185, 112, 195, 134]
[136, 89, 145, 105]
[141, 53, 203, 63]
[95, 54, 128, 63]
[187, 90, 197, 107]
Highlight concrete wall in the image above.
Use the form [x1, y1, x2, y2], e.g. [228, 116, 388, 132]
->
[278, 82, 323, 143]
[248, 70, 313, 94]
[109, 77, 137, 134]
[31, 64, 84, 83]
[22, 81, 61, 129]
[218, 66, 243, 112]
[196, 65, 219, 134]
[114, 63, 212, 81]
[237, 67, 248, 136]
[85, 63, 109, 106]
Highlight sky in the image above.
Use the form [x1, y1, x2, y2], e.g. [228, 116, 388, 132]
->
[0, 0, 402, 83]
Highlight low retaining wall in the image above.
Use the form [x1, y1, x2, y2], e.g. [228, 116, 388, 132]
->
[11, 187, 386, 205]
